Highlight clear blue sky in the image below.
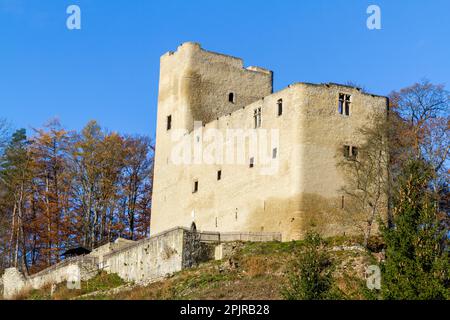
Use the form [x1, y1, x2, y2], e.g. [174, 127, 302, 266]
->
[1, 0, 449, 138]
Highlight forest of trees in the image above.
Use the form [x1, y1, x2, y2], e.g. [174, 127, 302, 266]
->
[0, 119, 153, 275]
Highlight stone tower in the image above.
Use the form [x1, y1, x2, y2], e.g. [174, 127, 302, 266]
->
[155, 42, 273, 133]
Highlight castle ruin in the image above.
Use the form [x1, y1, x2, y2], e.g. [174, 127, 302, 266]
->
[1, 42, 388, 298]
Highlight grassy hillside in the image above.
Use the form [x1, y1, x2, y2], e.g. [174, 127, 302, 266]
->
[16, 236, 383, 300]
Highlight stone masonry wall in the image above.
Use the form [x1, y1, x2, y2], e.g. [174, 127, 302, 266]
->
[27, 256, 99, 290]
[2, 268, 27, 299]
[102, 228, 282, 284]
[102, 227, 186, 283]
[2, 256, 99, 299]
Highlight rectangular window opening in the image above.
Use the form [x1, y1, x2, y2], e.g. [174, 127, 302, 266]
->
[217, 170, 222, 181]
[351, 146, 358, 160]
[344, 145, 351, 158]
[229, 92, 235, 103]
[338, 94, 351, 116]
[277, 99, 283, 116]
[167, 115, 172, 131]
[272, 148, 278, 159]
[193, 180, 198, 193]
[249, 157, 255, 168]
[344, 145, 358, 160]
[338, 94, 344, 115]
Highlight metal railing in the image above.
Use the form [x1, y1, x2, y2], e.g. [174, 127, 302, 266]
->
[198, 231, 282, 243]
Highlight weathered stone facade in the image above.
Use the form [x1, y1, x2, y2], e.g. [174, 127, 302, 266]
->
[151, 42, 389, 241]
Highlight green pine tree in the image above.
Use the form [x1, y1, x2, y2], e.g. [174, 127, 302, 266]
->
[1, 129, 30, 187]
[381, 160, 449, 300]
[282, 232, 336, 300]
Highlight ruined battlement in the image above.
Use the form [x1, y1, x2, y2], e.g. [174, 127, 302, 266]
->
[162, 42, 272, 76]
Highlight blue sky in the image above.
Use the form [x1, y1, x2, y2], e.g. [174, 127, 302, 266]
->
[0, 0, 449, 138]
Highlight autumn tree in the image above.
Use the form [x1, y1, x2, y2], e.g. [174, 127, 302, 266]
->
[389, 79, 449, 195]
[70, 121, 153, 249]
[30, 120, 73, 266]
[120, 136, 153, 240]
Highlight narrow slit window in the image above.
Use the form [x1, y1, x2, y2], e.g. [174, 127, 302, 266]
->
[217, 170, 222, 181]
[338, 94, 344, 114]
[167, 115, 172, 131]
[351, 146, 358, 160]
[277, 99, 283, 116]
[272, 148, 278, 159]
[344, 95, 351, 116]
[249, 157, 255, 168]
[344, 145, 351, 158]
[193, 180, 198, 193]
[228, 92, 235, 103]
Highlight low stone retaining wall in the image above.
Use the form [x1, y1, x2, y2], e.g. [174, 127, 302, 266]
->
[27, 256, 99, 290]
[2, 256, 99, 299]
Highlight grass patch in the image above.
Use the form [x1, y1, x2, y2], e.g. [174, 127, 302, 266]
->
[239, 240, 303, 256]
[17, 272, 126, 300]
[182, 272, 233, 289]
[82, 272, 125, 293]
